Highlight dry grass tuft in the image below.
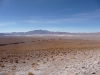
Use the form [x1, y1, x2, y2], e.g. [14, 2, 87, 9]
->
[28, 72, 33, 75]
[12, 74, 15, 75]
[0, 63, 5, 67]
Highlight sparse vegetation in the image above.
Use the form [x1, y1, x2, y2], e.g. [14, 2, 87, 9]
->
[28, 72, 33, 75]
[15, 59, 18, 63]
[12, 74, 15, 75]
[0, 36, 100, 75]
[1, 64, 5, 68]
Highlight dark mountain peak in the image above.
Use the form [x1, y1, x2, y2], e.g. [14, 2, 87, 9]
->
[26, 30, 51, 34]
[33, 29, 49, 32]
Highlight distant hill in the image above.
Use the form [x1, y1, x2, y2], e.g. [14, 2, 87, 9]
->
[25, 30, 51, 34]
[25, 30, 70, 35]
[1, 30, 71, 35]
[0, 30, 100, 36]
[0, 33, 4, 36]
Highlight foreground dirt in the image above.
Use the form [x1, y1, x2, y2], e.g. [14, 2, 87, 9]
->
[0, 36, 100, 75]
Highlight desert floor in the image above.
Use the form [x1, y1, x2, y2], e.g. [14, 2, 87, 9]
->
[0, 35, 100, 75]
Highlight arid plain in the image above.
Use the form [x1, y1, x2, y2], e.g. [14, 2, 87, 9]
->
[0, 35, 100, 75]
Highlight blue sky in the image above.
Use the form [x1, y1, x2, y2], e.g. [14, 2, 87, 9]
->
[0, 0, 100, 33]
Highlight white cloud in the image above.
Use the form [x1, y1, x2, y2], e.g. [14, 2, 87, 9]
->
[74, 9, 100, 19]
[26, 9, 100, 24]
[0, 22, 17, 26]
[26, 20, 59, 24]
[0, 24, 7, 26]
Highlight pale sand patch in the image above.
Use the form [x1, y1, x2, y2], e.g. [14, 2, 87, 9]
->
[0, 49, 100, 75]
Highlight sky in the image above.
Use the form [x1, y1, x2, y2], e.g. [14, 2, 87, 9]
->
[0, 0, 100, 33]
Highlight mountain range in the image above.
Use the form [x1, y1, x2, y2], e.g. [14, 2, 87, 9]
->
[0, 30, 100, 36]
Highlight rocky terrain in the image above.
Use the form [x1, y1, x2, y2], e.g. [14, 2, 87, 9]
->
[0, 36, 100, 75]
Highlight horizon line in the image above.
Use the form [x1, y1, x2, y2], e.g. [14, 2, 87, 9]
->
[0, 29, 100, 33]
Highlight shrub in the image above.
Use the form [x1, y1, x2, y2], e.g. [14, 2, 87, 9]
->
[28, 72, 33, 75]
[1, 64, 5, 67]
[15, 59, 18, 63]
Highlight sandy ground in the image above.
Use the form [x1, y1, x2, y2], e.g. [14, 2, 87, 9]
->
[0, 36, 100, 75]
